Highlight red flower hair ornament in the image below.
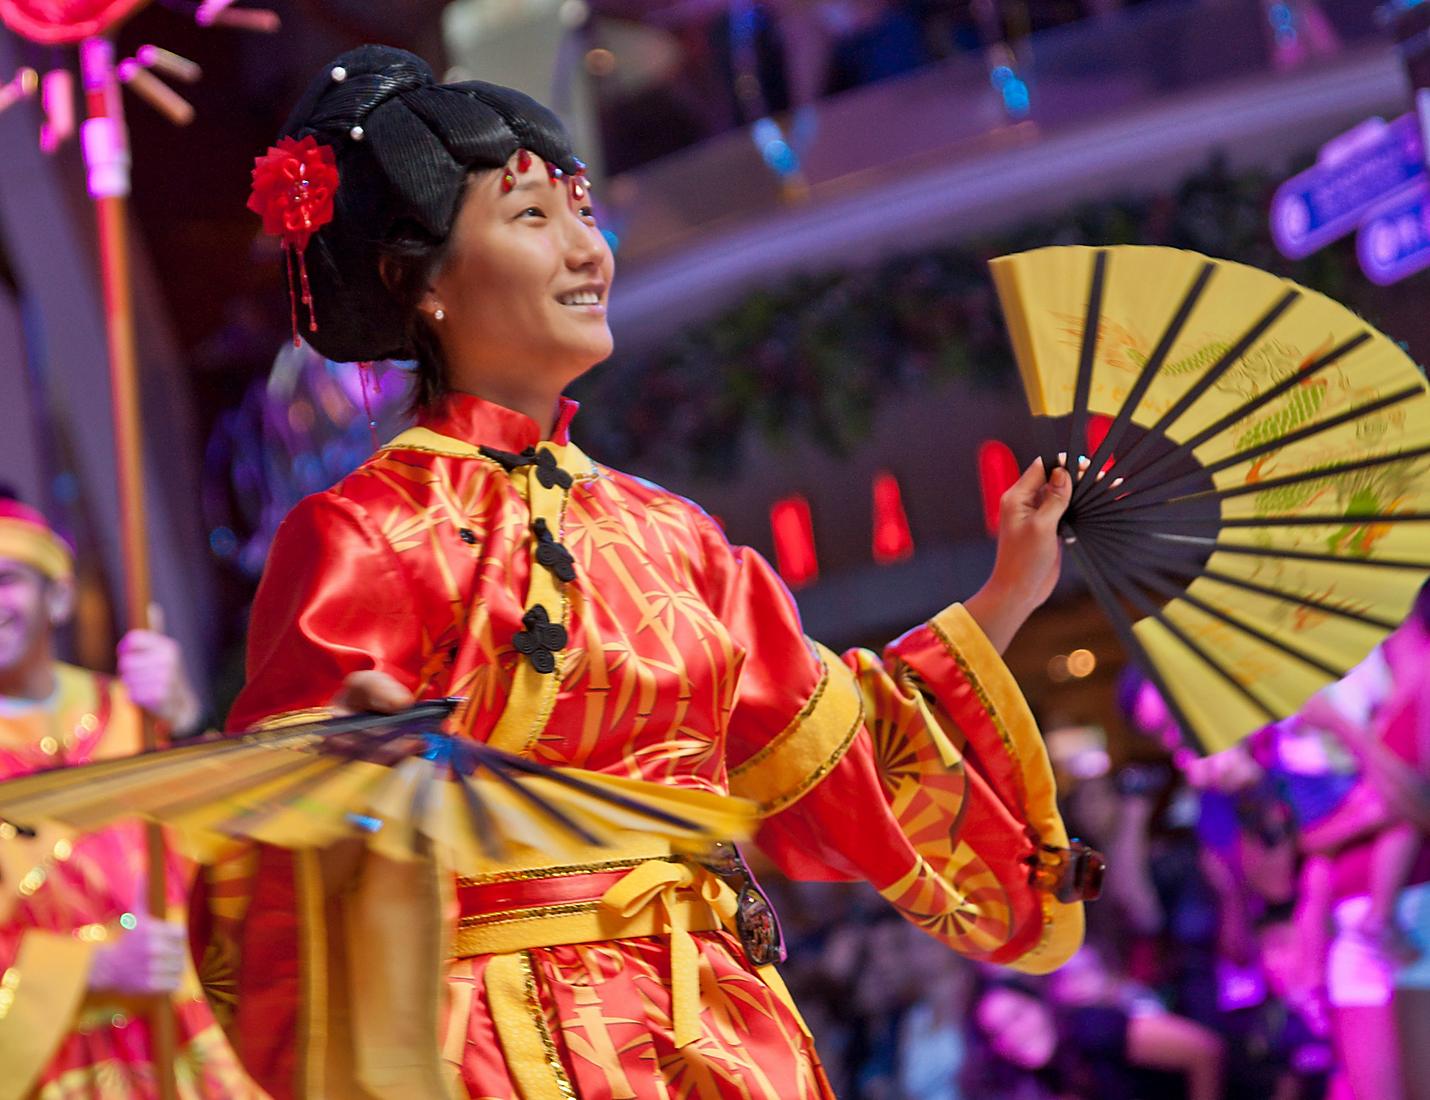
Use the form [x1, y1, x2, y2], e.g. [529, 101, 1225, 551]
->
[247, 134, 339, 346]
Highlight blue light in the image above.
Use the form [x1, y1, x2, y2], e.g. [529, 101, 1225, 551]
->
[601, 228, 620, 253]
[751, 117, 780, 147]
[763, 139, 799, 175]
[990, 65, 1013, 87]
[751, 117, 801, 177]
[52, 471, 79, 503]
[1002, 78, 1030, 116]
[209, 526, 238, 558]
[346, 813, 383, 833]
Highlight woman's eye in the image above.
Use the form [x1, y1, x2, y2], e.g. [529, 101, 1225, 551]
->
[519, 206, 546, 219]
[579, 206, 596, 220]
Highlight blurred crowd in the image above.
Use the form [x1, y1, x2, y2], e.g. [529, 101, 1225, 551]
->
[592, 0, 1141, 172]
[589, 0, 1344, 172]
[760, 589, 1430, 1100]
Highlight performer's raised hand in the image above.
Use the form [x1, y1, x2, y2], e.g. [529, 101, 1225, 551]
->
[88, 912, 186, 995]
[117, 604, 202, 733]
[965, 458, 1073, 653]
[1181, 744, 1263, 793]
[334, 670, 415, 715]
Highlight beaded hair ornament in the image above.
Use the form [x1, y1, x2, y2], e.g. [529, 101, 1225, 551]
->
[247, 121, 590, 348]
[247, 133, 338, 347]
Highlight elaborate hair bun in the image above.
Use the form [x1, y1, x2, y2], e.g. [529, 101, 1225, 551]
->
[266, 44, 582, 363]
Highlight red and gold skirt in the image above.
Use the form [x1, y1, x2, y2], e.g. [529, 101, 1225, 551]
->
[442, 853, 835, 1100]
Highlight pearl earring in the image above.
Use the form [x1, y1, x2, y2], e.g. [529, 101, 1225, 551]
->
[433, 308, 446, 321]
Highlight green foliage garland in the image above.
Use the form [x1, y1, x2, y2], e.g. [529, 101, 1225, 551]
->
[572, 158, 1372, 479]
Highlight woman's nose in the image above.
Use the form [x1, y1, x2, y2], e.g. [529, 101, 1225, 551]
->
[561, 213, 605, 270]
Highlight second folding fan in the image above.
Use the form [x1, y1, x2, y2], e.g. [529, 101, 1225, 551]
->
[991, 245, 1430, 753]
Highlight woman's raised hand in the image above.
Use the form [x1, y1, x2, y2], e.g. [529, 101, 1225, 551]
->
[964, 459, 1072, 653]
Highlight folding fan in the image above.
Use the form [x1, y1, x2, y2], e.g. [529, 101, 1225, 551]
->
[0, 701, 755, 872]
[991, 245, 1430, 754]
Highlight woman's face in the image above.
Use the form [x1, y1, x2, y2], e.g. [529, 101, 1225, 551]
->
[428, 152, 615, 405]
[975, 987, 1057, 1070]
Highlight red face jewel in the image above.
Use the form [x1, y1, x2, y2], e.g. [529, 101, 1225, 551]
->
[571, 180, 587, 201]
[516, 148, 532, 173]
[546, 162, 562, 185]
[501, 171, 516, 193]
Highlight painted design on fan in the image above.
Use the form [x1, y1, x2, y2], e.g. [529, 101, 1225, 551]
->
[1178, 617, 1278, 683]
[1242, 451, 1429, 566]
[1288, 586, 1380, 632]
[1048, 317, 1341, 429]
[1126, 340, 1232, 377]
[1210, 338, 1328, 400]
[1212, 555, 1382, 633]
[1234, 376, 1328, 482]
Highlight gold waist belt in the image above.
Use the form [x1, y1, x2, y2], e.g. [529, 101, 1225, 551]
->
[447, 846, 808, 1100]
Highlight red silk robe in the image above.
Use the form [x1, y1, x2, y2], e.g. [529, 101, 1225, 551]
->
[214, 392, 1083, 1100]
[0, 663, 262, 1099]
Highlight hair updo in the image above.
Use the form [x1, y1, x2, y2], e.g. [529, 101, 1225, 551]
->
[273, 44, 583, 402]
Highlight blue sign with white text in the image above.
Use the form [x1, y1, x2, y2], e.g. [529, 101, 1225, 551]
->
[1356, 183, 1430, 286]
[1271, 113, 1425, 260]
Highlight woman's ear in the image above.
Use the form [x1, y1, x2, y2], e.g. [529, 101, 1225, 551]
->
[377, 254, 406, 296]
[417, 286, 446, 323]
[380, 254, 445, 321]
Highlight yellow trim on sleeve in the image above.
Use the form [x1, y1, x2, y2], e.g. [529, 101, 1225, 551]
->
[727, 642, 865, 815]
[0, 930, 96, 1100]
[248, 706, 337, 731]
[926, 605, 1055, 836]
[925, 604, 1085, 973]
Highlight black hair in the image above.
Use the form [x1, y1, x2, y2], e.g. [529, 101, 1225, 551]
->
[274, 45, 583, 401]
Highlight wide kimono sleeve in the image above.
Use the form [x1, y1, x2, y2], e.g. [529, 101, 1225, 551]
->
[227, 490, 425, 732]
[699, 519, 1084, 974]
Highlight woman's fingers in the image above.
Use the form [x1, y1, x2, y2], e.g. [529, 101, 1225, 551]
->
[333, 670, 416, 715]
[1036, 465, 1073, 521]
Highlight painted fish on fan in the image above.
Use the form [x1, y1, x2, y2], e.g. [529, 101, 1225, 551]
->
[1228, 338, 1343, 482]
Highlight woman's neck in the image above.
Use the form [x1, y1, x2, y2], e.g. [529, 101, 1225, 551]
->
[447, 382, 565, 439]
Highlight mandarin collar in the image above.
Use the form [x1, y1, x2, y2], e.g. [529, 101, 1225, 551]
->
[417, 391, 580, 451]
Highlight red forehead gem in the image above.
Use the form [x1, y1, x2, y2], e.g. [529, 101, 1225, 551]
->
[516, 148, 532, 173]
[571, 180, 587, 201]
[501, 171, 516, 193]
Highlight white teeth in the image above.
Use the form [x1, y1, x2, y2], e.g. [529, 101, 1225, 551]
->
[559, 290, 601, 306]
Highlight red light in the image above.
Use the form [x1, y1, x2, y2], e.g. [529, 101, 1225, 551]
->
[977, 440, 1020, 537]
[1087, 414, 1114, 474]
[871, 471, 914, 564]
[770, 495, 818, 588]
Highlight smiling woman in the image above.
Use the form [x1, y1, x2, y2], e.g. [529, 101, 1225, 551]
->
[419, 155, 613, 427]
[209, 43, 1091, 1100]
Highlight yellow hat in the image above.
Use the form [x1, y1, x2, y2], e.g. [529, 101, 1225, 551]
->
[0, 499, 74, 581]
